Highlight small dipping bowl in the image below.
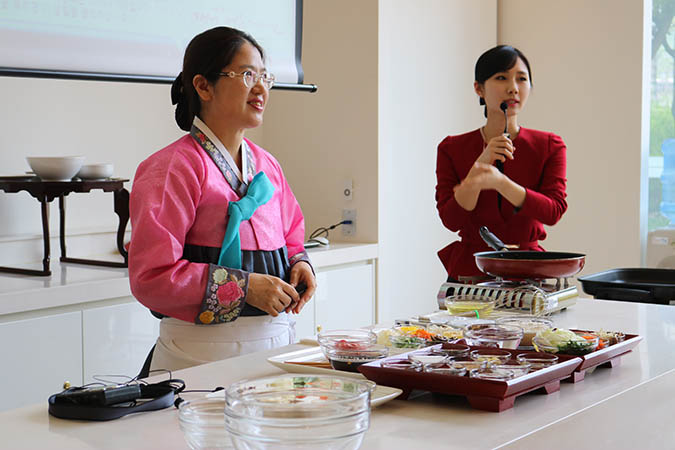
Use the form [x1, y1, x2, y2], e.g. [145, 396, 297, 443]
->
[495, 363, 531, 377]
[424, 362, 467, 376]
[469, 366, 515, 381]
[464, 323, 524, 349]
[381, 359, 420, 370]
[516, 352, 559, 370]
[470, 349, 512, 365]
[452, 360, 488, 372]
[435, 343, 471, 358]
[407, 352, 448, 368]
[326, 344, 389, 373]
[496, 316, 554, 347]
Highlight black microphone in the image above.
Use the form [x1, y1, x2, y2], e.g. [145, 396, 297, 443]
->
[497, 102, 508, 173]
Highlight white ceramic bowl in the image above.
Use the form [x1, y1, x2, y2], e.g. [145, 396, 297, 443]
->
[26, 156, 85, 181]
[77, 163, 114, 180]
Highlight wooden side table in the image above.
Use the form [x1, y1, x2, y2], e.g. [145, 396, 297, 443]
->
[0, 176, 130, 276]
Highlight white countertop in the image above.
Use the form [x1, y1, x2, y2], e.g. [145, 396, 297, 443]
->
[2, 298, 674, 449]
[0, 242, 378, 317]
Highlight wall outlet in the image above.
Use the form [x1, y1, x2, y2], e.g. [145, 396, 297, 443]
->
[342, 209, 356, 236]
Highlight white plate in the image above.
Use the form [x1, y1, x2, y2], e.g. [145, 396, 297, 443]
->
[265, 346, 403, 407]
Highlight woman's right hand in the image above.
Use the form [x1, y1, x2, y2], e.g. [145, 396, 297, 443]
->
[477, 134, 515, 165]
[246, 273, 299, 317]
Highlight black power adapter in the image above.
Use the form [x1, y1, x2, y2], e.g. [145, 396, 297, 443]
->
[54, 385, 142, 406]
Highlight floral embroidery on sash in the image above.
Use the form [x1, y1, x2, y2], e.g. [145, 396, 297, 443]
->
[195, 264, 249, 324]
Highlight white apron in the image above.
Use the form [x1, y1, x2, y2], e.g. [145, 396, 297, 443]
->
[150, 313, 295, 372]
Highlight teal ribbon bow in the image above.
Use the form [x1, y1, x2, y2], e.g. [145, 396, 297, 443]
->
[218, 172, 275, 268]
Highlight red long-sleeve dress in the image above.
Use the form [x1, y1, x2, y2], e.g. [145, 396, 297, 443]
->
[435, 127, 568, 280]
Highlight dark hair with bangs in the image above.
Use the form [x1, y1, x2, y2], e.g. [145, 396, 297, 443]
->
[475, 45, 532, 115]
[170, 27, 265, 131]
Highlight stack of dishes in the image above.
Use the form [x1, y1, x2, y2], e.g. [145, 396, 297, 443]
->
[224, 374, 372, 449]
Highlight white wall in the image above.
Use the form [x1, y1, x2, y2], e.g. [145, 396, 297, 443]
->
[377, 0, 497, 322]
[260, 0, 379, 244]
[0, 74, 262, 265]
[498, 0, 648, 277]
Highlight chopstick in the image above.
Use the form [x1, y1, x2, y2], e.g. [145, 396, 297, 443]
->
[285, 361, 332, 368]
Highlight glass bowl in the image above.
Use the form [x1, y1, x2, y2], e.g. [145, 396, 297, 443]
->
[178, 398, 232, 449]
[444, 294, 496, 317]
[516, 352, 559, 369]
[463, 323, 524, 349]
[596, 330, 626, 346]
[469, 366, 515, 381]
[381, 359, 420, 370]
[225, 375, 372, 450]
[317, 329, 377, 352]
[469, 349, 512, 365]
[388, 334, 428, 350]
[424, 362, 468, 376]
[452, 360, 488, 371]
[325, 344, 389, 373]
[496, 316, 554, 347]
[532, 331, 599, 355]
[430, 343, 471, 358]
[495, 363, 531, 377]
[407, 351, 449, 368]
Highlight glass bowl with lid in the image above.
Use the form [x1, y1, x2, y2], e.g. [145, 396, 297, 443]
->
[225, 374, 373, 450]
[463, 323, 524, 349]
[496, 316, 554, 347]
[178, 397, 232, 449]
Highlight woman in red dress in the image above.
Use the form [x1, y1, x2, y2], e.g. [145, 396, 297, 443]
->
[436, 45, 568, 281]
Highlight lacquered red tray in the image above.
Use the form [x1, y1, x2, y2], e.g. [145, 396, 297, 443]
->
[562, 331, 642, 382]
[358, 344, 582, 412]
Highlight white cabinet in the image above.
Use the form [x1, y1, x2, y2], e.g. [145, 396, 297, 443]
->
[314, 262, 375, 332]
[287, 262, 376, 341]
[82, 301, 159, 384]
[0, 312, 82, 412]
[290, 296, 315, 342]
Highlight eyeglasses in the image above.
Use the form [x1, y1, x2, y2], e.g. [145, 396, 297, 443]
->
[219, 70, 275, 89]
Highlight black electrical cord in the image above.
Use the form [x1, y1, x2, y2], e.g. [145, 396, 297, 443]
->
[308, 220, 352, 240]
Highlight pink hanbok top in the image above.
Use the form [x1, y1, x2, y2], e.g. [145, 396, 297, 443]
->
[129, 131, 307, 323]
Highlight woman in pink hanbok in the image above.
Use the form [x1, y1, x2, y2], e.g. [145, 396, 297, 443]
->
[129, 27, 316, 373]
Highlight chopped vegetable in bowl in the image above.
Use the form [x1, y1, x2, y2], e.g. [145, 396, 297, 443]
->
[533, 328, 599, 355]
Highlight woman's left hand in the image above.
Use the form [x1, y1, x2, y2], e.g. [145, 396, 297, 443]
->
[456, 162, 505, 192]
[287, 262, 317, 314]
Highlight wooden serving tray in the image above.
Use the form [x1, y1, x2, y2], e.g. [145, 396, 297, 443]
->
[563, 331, 642, 382]
[358, 344, 582, 412]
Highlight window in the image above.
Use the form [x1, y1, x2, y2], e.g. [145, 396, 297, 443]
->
[646, 0, 675, 268]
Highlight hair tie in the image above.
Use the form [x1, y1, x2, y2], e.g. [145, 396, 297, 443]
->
[171, 72, 184, 105]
